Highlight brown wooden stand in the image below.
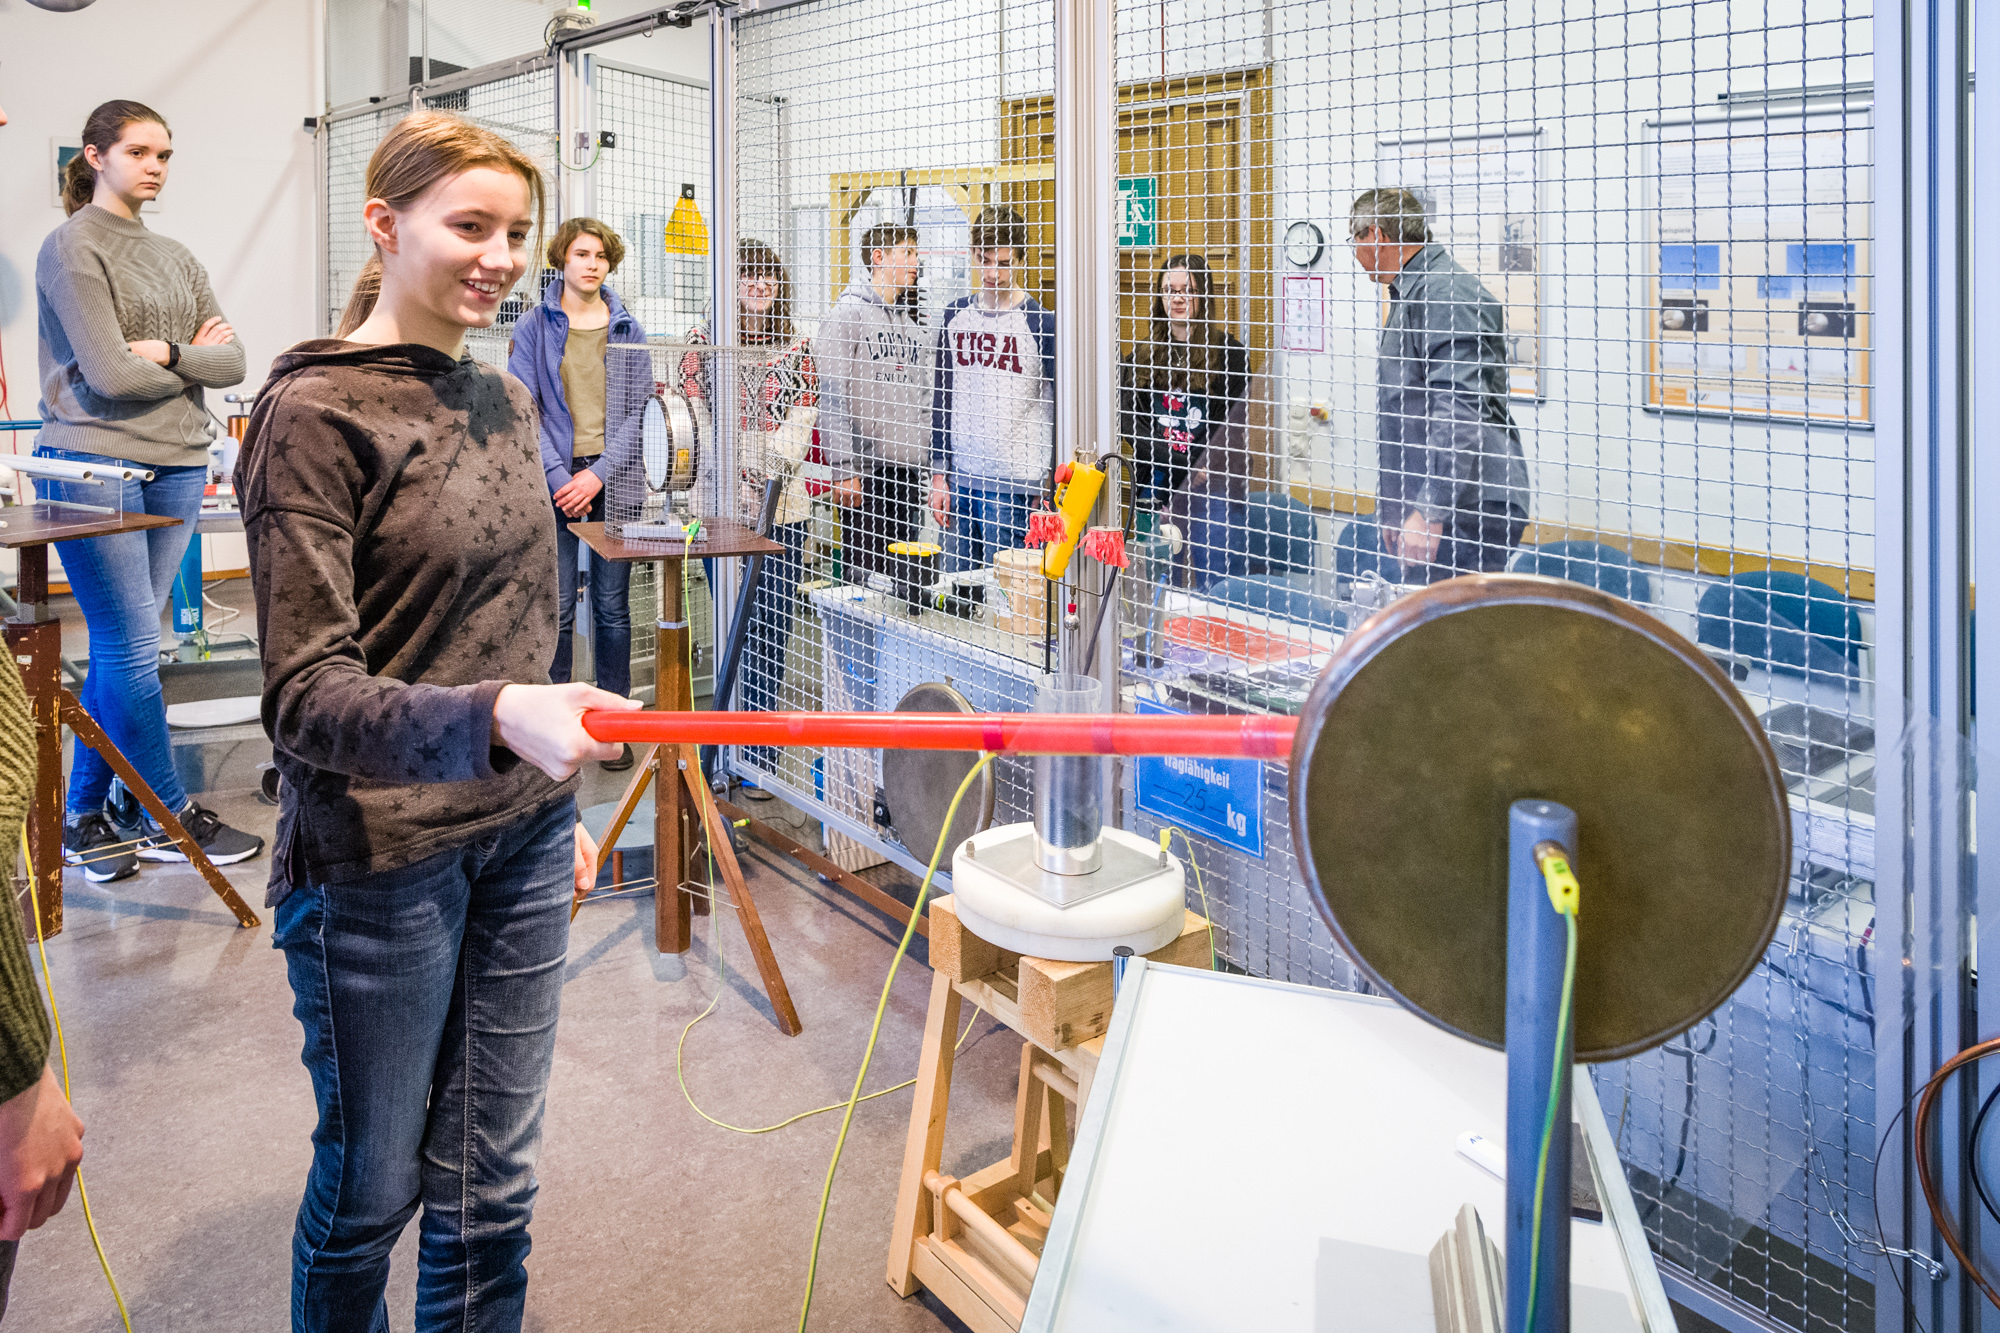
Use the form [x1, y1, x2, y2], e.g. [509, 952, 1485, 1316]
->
[2, 505, 260, 937]
[887, 895, 1213, 1330]
[570, 521, 802, 1036]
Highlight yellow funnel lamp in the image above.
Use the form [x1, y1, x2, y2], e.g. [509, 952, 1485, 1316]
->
[666, 184, 708, 255]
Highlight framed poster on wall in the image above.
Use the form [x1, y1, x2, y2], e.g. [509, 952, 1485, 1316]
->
[1643, 105, 1872, 424]
[1375, 128, 1543, 399]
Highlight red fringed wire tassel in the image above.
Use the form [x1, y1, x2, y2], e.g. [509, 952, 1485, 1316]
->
[1024, 511, 1068, 548]
[1079, 527, 1128, 568]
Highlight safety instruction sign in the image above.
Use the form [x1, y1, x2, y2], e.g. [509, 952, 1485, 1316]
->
[1133, 698, 1266, 859]
[1117, 176, 1157, 248]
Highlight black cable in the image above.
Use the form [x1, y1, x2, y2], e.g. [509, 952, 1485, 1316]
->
[1856, 921, 1877, 1036]
[1763, 955, 1876, 1038]
[1873, 1091, 1928, 1333]
[1640, 1019, 1717, 1225]
[1970, 1079, 2000, 1228]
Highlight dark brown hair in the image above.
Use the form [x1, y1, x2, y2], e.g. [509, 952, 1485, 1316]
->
[970, 204, 1027, 256]
[737, 239, 794, 343]
[337, 111, 547, 338]
[860, 222, 918, 271]
[546, 216, 625, 274]
[64, 100, 169, 217]
[1128, 254, 1230, 395]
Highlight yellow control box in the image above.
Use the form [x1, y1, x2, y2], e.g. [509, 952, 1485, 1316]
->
[1040, 461, 1105, 580]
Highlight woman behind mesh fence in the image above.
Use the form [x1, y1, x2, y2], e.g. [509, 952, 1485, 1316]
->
[681, 239, 818, 780]
[1119, 254, 1252, 586]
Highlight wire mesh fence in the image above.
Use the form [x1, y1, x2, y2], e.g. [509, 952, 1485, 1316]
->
[725, 2, 1879, 1329]
[314, 4, 1882, 1327]
[320, 62, 557, 348]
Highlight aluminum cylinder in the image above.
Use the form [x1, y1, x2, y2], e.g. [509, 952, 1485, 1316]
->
[1032, 673, 1106, 875]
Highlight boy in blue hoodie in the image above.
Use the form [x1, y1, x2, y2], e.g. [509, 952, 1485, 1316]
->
[507, 217, 651, 770]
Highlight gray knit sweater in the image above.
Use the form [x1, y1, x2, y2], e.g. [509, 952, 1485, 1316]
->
[35, 204, 244, 468]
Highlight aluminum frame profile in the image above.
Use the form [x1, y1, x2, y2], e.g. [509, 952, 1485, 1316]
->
[1052, 0, 1122, 830]
[1874, 2, 1975, 1332]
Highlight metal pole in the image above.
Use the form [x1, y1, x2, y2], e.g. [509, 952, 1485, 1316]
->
[1053, 0, 1119, 816]
[707, 10, 740, 714]
[1877, 3, 1973, 1329]
[1505, 799, 1575, 1333]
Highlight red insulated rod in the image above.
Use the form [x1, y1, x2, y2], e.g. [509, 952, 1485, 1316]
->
[580, 710, 1299, 759]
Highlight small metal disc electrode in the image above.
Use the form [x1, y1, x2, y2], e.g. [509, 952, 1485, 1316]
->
[1289, 575, 1791, 1062]
[883, 683, 996, 861]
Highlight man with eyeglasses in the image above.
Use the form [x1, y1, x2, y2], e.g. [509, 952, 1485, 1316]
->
[1349, 187, 1530, 582]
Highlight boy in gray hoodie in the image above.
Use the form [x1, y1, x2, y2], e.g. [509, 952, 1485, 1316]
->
[817, 223, 932, 581]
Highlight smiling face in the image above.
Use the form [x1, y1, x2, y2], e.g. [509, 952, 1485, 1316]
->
[87, 118, 172, 213]
[739, 271, 776, 317]
[562, 232, 609, 299]
[368, 164, 533, 337]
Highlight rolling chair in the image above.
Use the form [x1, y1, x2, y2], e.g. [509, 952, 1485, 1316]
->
[1509, 540, 1655, 604]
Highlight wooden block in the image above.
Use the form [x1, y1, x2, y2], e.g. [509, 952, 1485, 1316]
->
[1153, 909, 1218, 971]
[1015, 912, 1214, 1052]
[929, 896, 1022, 985]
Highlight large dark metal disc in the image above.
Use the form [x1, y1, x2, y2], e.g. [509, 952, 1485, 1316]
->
[1290, 575, 1791, 1062]
[883, 683, 995, 861]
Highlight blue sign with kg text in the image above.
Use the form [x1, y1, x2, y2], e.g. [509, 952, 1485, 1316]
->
[1133, 698, 1266, 858]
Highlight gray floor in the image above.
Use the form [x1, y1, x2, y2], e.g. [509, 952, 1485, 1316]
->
[10, 581, 1018, 1331]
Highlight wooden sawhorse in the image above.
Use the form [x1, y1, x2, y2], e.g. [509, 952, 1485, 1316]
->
[887, 894, 1213, 1330]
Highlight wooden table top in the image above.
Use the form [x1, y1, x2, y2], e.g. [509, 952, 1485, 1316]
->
[572, 518, 781, 563]
[0, 503, 180, 550]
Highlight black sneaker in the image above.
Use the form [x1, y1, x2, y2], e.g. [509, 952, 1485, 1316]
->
[600, 743, 635, 773]
[139, 802, 265, 866]
[63, 812, 139, 884]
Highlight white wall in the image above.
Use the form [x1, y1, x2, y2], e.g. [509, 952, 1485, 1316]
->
[0, 0, 322, 576]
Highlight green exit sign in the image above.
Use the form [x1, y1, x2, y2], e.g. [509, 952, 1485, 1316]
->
[1118, 176, 1157, 248]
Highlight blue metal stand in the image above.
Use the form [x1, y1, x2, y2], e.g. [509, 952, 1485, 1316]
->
[1505, 799, 1576, 1333]
[170, 532, 203, 640]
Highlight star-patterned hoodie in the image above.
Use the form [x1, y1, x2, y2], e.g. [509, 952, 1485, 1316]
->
[236, 339, 579, 905]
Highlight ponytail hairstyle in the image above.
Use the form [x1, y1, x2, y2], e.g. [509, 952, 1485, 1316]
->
[64, 100, 169, 217]
[336, 111, 547, 338]
[1130, 254, 1228, 396]
[737, 239, 794, 344]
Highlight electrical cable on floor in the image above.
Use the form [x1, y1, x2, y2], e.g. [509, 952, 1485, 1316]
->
[674, 903, 985, 1134]
[1158, 826, 1217, 968]
[21, 830, 133, 1333]
[796, 750, 996, 1333]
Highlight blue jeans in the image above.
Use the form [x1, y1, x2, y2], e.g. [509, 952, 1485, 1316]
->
[35, 448, 205, 818]
[947, 483, 1037, 573]
[736, 520, 806, 777]
[274, 798, 576, 1333]
[550, 464, 631, 699]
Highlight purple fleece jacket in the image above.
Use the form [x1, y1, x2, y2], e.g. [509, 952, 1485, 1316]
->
[236, 339, 578, 903]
